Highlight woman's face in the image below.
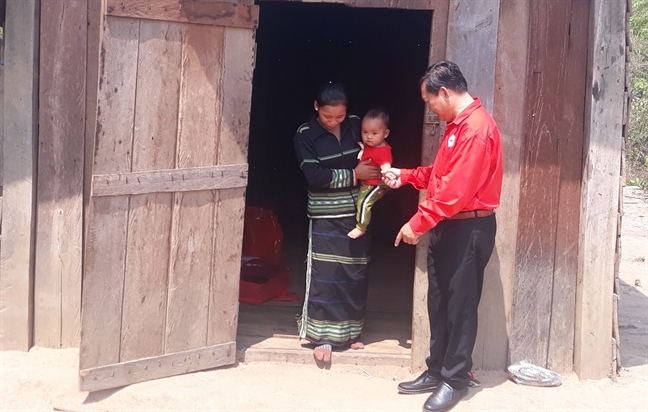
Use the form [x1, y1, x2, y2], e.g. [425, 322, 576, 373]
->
[314, 102, 347, 131]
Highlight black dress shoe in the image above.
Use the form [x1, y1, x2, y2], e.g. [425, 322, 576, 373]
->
[422, 382, 468, 412]
[397, 371, 442, 394]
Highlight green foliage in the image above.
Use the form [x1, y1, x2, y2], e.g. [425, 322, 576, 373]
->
[628, 0, 648, 187]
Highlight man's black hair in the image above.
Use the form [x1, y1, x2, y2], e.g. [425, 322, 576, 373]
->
[419, 61, 468, 95]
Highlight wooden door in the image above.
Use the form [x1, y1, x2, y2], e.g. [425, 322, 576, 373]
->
[79, 0, 258, 392]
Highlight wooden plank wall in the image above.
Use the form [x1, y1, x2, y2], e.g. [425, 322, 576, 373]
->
[575, 0, 626, 379]
[0, 0, 39, 351]
[34, 0, 87, 349]
[485, 0, 529, 371]
[445, 0, 505, 371]
[410, 0, 449, 372]
[509, 0, 589, 371]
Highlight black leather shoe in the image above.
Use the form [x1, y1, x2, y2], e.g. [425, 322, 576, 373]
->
[397, 371, 442, 394]
[422, 382, 468, 412]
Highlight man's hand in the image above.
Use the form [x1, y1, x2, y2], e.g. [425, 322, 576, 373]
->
[394, 222, 420, 246]
[381, 168, 402, 189]
[355, 159, 381, 181]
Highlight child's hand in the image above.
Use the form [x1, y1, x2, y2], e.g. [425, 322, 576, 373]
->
[381, 168, 402, 188]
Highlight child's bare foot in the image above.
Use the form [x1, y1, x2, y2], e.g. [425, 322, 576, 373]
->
[350, 342, 364, 350]
[348, 228, 365, 239]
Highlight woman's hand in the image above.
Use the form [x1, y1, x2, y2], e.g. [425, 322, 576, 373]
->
[355, 159, 381, 181]
[381, 168, 402, 189]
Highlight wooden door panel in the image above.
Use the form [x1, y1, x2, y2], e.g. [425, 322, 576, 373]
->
[80, 0, 257, 391]
[120, 19, 182, 362]
[80, 15, 139, 372]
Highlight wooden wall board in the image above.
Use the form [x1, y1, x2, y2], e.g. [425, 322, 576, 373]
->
[164, 24, 225, 354]
[575, 0, 626, 380]
[0, 0, 39, 351]
[480, 0, 529, 371]
[509, 0, 569, 367]
[410, 0, 449, 373]
[80, 341, 235, 392]
[34, 0, 86, 349]
[208, 27, 254, 345]
[92, 164, 248, 197]
[106, 0, 259, 29]
[119, 20, 181, 362]
[444, 0, 503, 370]
[445, 0, 500, 113]
[79, 16, 139, 369]
[547, 0, 589, 373]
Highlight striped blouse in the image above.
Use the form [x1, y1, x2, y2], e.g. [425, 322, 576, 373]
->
[293, 115, 362, 218]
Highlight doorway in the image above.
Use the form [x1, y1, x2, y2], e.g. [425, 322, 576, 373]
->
[239, 1, 432, 362]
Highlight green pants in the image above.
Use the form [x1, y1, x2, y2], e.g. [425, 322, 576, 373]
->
[355, 182, 389, 232]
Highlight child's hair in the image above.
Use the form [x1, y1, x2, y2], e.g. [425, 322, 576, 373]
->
[363, 109, 390, 129]
[316, 83, 348, 107]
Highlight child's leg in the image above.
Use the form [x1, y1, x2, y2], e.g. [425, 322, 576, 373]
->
[349, 184, 387, 238]
[349, 183, 374, 238]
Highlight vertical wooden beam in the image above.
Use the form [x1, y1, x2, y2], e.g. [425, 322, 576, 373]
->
[164, 24, 225, 354]
[575, 0, 626, 380]
[445, 0, 502, 371]
[119, 20, 180, 362]
[208, 27, 254, 347]
[547, 0, 589, 373]
[34, 0, 86, 349]
[79, 16, 139, 370]
[411, 0, 448, 373]
[509, 0, 572, 368]
[445, 0, 500, 112]
[479, 0, 529, 371]
[0, 0, 39, 351]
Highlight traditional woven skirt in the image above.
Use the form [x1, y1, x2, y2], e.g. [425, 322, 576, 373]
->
[298, 216, 371, 346]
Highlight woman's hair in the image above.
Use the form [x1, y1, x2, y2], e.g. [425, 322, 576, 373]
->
[419, 61, 468, 95]
[364, 109, 390, 129]
[316, 83, 348, 107]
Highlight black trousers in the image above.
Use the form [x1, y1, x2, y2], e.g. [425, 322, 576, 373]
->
[425, 214, 496, 389]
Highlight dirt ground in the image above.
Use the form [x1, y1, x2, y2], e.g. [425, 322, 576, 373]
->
[1, 188, 646, 412]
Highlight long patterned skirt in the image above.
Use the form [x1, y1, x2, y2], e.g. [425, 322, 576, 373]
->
[298, 216, 371, 346]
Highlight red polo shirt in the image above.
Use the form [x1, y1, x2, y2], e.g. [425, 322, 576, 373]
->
[400, 97, 503, 234]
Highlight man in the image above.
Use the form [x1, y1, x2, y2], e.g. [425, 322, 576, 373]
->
[383, 61, 503, 412]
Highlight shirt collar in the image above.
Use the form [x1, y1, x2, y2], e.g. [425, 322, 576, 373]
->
[450, 97, 481, 126]
[308, 114, 351, 138]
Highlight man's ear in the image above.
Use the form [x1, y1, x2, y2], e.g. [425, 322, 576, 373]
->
[314, 101, 319, 111]
[440, 87, 450, 101]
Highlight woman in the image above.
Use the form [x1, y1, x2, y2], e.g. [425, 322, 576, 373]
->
[293, 83, 381, 363]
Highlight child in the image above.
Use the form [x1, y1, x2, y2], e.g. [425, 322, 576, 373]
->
[348, 109, 392, 239]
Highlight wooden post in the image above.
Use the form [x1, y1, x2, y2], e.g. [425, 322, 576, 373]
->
[445, 0, 503, 371]
[0, 0, 39, 351]
[410, 0, 449, 373]
[34, 0, 86, 349]
[575, 0, 626, 380]
[481, 0, 530, 371]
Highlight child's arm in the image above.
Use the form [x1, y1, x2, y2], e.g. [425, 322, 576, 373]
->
[380, 163, 392, 171]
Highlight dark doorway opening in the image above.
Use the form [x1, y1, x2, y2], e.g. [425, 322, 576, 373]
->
[240, 1, 431, 359]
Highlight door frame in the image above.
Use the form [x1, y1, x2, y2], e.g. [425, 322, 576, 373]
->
[255, 0, 450, 372]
